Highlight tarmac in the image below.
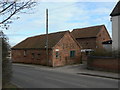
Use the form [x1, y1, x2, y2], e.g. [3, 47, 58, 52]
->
[13, 63, 119, 80]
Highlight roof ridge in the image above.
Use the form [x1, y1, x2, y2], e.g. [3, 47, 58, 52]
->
[12, 30, 70, 49]
[110, 1, 120, 16]
[71, 24, 106, 39]
[72, 24, 104, 31]
[28, 30, 69, 38]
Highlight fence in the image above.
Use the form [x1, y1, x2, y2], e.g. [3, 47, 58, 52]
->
[87, 56, 120, 73]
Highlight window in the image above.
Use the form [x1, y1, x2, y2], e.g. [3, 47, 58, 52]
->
[24, 50, 27, 57]
[38, 53, 40, 56]
[99, 34, 101, 37]
[86, 42, 88, 45]
[86, 51, 89, 55]
[32, 53, 34, 58]
[56, 51, 59, 59]
[70, 51, 75, 58]
[37, 53, 40, 60]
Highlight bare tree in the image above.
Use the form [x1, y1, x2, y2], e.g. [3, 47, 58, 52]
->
[0, 0, 37, 29]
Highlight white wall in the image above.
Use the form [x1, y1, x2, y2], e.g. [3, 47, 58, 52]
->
[0, 38, 2, 89]
[118, 15, 120, 50]
[112, 16, 120, 50]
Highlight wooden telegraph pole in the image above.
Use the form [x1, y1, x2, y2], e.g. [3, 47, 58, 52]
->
[46, 9, 49, 66]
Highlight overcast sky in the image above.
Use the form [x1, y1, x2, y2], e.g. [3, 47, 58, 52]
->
[2, 0, 118, 46]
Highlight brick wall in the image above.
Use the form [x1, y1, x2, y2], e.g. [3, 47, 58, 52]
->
[12, 49, 53, 66]
[76, 27, 111, 50]
[76, 38, 96, 49]
[87, 56, 120, 72]
[96, 26, 111, 49]
[52, 32, 81, 67]
[12, 32, 81, 67]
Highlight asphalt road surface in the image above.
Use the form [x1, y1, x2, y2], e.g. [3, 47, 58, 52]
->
[11, 64, 119, 88]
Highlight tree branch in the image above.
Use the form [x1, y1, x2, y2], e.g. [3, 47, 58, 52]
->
[0, 2, 15, 14]
[0, 10, 16, 24]
[0, 0, 36, 24]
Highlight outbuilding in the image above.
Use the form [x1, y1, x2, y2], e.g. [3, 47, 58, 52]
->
[12, 31, 82, 67]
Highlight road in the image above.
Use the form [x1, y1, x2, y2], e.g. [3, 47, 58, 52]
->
[11, 64, 119, 88]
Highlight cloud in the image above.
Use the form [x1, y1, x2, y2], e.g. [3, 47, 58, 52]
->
[4, 2, 116, 46]
[39, 0, 118, 2]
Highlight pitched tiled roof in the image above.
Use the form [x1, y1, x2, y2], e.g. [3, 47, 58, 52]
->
[12, 31, 69, 49]
[110, 1, 120, 16]
[71, 25, 104, 39]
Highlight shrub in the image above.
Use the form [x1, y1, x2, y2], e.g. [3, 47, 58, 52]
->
[112, 49, 120, 58]
[2, 38, 12, 86]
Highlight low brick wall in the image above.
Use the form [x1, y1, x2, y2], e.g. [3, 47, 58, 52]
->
[87, 56, 120, 73]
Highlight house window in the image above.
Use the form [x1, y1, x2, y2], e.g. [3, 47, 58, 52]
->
[86, 51, 89, 55]
[24, 50, 27, 57]
[70, 51, 75, 58]
[86, 42, 88, 45]
[38, 53, 40, 56]
[37, 53, 40, 60]
[56, 51, 59, 59]
[32, 53, 35, 58]
[99, 34, 101, 37]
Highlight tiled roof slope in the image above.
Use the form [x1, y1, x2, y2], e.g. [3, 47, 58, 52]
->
[110, 1, 120, 16]
[71, 25, 104, 39]
[12, 31, 69, 49]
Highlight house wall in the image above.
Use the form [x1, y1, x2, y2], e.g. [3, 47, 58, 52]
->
[76, 38, 96, 49]
[112, 16, 120, 50]
[96, 26, 111, 49]
[12, 49, 53, 66]
[0, 38, 2, 89]
[76, 27, 111, 50]
[52, 32, 81, 67]
[119, 16, 120, 50]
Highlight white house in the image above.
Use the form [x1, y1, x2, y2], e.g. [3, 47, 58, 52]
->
[110, 1, 120, 51]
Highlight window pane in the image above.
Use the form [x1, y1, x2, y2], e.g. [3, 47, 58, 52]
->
[70, 51, 75, 57]
[32, 53, 35, 58]
[56, 51, 59, 59]
[24, 50, 27, 56]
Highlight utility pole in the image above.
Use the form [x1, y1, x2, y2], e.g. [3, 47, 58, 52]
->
[46, 9, 49, 66]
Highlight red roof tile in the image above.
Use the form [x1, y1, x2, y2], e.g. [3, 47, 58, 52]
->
[71, 25, 104, 39]
[12, 31, 69, 49]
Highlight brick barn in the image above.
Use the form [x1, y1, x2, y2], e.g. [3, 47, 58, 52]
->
[11, 31, 82, 67]
[71, 25, 112, 61]
[71, 25, 111, 52]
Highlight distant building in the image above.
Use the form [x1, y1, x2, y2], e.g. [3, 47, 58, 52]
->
[71, 25, 112, 52]
[110, 1, 120, 51]
[12, 31, 81, 67]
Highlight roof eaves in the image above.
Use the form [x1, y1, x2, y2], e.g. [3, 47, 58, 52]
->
[110, 1, 120, 16]
[52, 31, 70, 49]
[69, 32, 83, 49]
[95, 25, 105, 37]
